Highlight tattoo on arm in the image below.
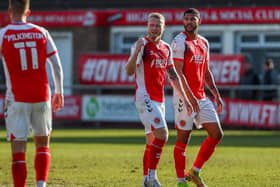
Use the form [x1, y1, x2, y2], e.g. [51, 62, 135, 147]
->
[167, 68, 179, 81]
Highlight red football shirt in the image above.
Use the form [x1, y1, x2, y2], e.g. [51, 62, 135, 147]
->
[171, 32, 209, 99]
[133, 37, 174, 103]
[0, 23, 57, 102]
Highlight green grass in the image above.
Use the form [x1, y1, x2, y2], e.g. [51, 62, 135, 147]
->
[0, 128, 280, 187]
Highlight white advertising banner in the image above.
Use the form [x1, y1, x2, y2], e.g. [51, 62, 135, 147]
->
[82, 95, 175, 122]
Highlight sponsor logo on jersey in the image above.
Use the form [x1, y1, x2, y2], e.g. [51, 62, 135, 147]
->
[150, 59, 167, 68]
[190, 55, 204, 64]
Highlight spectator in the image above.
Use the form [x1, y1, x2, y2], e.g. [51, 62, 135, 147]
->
[262, 59, 278, 101]
[239, 57, 260, 100]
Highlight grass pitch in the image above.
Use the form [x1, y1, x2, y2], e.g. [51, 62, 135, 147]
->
[0, 128, 280, 187]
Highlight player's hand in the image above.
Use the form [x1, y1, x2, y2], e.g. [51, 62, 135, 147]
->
[188, 95, 200, 113]
[215, 96, 223, 114]
[134, 38, 144, 54]
[52, 93, 64, 112]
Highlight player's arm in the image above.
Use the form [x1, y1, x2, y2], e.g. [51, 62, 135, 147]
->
[45, 30, 64, 112]
[205, 64, 223, 114]
[125, 38, 144, 76]
[173, 59, 200, 113]
[48, 53, 64, 112]
[167, 66, 193, 115]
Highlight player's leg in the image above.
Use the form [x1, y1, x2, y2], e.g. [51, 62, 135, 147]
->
[174, 130, 191, 187]
[34, 136, 51, 187]
[173, 95, 193, 187]
[137, 99, 168, 187]
[5, 101, 30, 187]
[142, 132, 154, 187]
[148, 126, 168, 179]
[31, 101, 52, 187]
[186, 98, 223, 187]
[185, 123, 222, 187]
[11, 141, 28, 187]
[136, 100, 154, 186]
[193, 122, 223, 171]
[136, 99, 168, 187]
[145, 127, 167, 187]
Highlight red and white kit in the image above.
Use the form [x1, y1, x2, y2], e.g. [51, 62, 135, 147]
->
[0, 23, 60, 140]
[133, 37, 173, 134]
[171, 32, 220, 130]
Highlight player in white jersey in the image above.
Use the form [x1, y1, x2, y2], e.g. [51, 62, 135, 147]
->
[0, 0, 64, 187]
[126, 12, 198, 187]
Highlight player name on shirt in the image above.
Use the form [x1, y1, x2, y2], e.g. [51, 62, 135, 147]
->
[4, 32, 44, 42]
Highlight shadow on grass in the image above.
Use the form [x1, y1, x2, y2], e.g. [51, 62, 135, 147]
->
[48, 134, 280, 148]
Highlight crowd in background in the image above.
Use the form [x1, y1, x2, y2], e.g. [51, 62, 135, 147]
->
[239, 56, 279, 101]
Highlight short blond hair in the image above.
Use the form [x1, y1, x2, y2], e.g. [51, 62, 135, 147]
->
[148, 12, 165, 25]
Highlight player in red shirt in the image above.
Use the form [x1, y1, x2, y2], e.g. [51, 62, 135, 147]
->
[0, 0, 64, 187]
[126, 12, 198, 187]
[171, 8, 224, 187]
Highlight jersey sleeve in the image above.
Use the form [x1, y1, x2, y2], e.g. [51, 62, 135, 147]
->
[0, 28, 6, 56]
[205, 39, 210, 63]
[45, 30, 58, 57]
[166, 44, 174, 68]
[130, 38, 145, 66]
[171, 36, 185, 62]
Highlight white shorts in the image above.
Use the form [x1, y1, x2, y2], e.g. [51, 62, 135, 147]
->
[135, 96, 167, 134]
[173, 96, 220, 131]
[5, 100, 52, 141]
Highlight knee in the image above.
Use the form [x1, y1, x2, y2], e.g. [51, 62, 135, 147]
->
[176, 130, 192, 144]
[153, 128, 168, 142]
[212, 130, 224, 141]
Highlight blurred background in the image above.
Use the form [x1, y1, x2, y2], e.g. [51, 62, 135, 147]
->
[0, 1, 280, 129]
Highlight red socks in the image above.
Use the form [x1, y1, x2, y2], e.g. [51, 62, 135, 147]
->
[193, 136, 220, 169]
[173, 141, 187, 178]
[149, 138, 166, 170]
[143, 144, 151, 176]
[12, 147, 50, 186]
[12, 152, 27, 187]
[35, 147, 51, 182]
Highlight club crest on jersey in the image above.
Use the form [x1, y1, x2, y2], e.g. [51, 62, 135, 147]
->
[180, 120, 186, 127]
[154, 118, 161, 124]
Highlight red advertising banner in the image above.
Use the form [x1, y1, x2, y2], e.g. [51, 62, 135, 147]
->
[1, 7, 280, 27]
[209, 54, 244, 85]
[78, 54, 135, 85]
[53, 95, 82, 120]
[106, 7, 280, 25]
[78, 54, 244, 86]
[222, 98, 280, 128]
[0, 11, 107, 27]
